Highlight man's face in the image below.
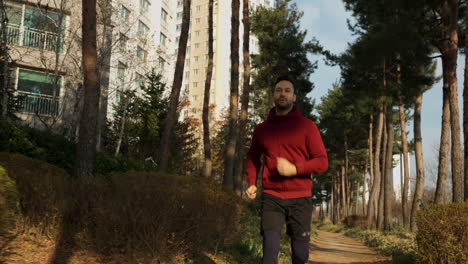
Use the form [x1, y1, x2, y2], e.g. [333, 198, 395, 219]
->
[273, 80, 296, 111]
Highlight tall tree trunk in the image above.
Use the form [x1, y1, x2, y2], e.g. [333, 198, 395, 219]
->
[398, 96, 410, 225]
[345, 134, 351, 215]
[377, 116, 387, 230]
[75, 0, 100, 177]
[439, 0, 463, 202]
[157, 0, 191, 172]
[0, 0, 8, 118]
[96, 12, 113, 152]
[355, 177, 360, 215]
[465, 0, 468, 201]
[434, 71, 451, 204]
[363, 164, 368, 215]
[411, 91, 425, 232]
[114, 94, 129, 156]
[384, 104, 394, 231]
[369, 114, 374, 191]
[233, 0, 251, 193]
[223, 0, 240, 188]
[341, 164, 347, 218]
[377, 115, 388, 229]
[367, 107, 384, 228]
[202, 0, 214, 178]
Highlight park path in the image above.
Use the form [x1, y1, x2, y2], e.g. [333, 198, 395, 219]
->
[308, 230, 392, 264]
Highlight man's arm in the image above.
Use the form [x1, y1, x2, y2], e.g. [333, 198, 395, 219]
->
[295, 122, 328, 175]
[245, 126, 262, 186]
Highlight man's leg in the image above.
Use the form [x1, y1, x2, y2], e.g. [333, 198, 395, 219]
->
[286, 196, 313, 264]
[261, 193, 286, 264]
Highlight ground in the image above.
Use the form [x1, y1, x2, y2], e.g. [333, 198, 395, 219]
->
[308, 230, 392, 264]
[1, 230, 392, 264]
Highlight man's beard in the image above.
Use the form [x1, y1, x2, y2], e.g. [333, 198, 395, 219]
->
[275, 97, 293, 111]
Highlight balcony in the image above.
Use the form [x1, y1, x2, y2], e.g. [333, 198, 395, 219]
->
[18, 91, 60, 116]
[7, 24, 62, 52]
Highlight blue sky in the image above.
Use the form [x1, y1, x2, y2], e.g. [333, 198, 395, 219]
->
[294, 0, 465, 184]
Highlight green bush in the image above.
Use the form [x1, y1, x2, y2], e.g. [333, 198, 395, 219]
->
[94, 152, 156, 175]
[0, 120, 75, 172]
[0, 120, 155, 175]
[416, 202, 468, 264]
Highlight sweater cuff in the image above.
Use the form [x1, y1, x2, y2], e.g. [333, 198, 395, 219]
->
[247, 177, 256, 187]
[295, 162, 307, 176]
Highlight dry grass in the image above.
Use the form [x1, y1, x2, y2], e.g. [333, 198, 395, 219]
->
[0, 152, 243, 263]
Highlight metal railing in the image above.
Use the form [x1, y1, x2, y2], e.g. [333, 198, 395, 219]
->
[6, 24, 20, 45]
[7, 23, 61, 52]
[17, 91, 60, 116]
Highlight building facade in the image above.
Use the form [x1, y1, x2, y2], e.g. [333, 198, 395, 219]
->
[4, 0, 85, 133]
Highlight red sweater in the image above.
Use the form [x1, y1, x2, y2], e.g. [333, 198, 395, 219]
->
[246, 106, 328, 199]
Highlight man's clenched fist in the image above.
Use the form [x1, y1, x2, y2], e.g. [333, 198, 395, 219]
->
[277, 157, 297, 177]
[245, 185, 257, 200]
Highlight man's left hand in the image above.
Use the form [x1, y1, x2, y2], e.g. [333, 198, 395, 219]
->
[277, 157, 297, 177]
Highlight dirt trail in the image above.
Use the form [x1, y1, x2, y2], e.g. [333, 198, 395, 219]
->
[308, 230, 392, 264]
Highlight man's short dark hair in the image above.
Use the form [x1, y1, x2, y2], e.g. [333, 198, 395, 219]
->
[274, 75, 296, 94]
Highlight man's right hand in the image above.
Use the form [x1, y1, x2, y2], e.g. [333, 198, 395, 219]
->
[245, 185, 258, 200]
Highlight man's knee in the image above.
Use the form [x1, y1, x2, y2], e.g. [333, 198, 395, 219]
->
[291, 239, 309, 264]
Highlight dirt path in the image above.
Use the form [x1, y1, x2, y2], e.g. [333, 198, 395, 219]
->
[308, 230, 392, 264]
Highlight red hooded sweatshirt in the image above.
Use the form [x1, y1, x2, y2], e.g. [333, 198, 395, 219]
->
[246, 106, 328, 199]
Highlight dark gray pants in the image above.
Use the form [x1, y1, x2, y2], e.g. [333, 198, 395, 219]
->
[261, 193, 313, 264]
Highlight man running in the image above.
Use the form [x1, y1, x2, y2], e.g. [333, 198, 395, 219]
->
[245, 75, 328, 264]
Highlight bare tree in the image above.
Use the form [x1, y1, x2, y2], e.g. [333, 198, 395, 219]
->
[157, 0, 191, 172]
[74, 0, 100, 177]
[0, 0, 9, 118]
[202, 0, 214, 178]
[464, 0, 468, 201]
[233, 0, 251, 194]
[410, 91, 425, 231]
[223, 0, 240, 188]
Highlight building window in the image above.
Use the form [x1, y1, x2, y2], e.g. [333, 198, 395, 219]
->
[177, 1, 182, 7]
[159, 57, 166, 71]
[17, 69, 61, 116]
[138, 20, 149, 35]
[195, 30, 200, 37]
[160, 32, 167, 46]
[6, 5, 66, 52]
[176, 24, 181, 31]
[194, 56, 199, 62]
[118, 62, 127, 79]
[192, 95, 197, 101]
[136, 73, 144, 88]
[141, 0, 150, 14]
[195, 43, 200, 48]
[137, 46, 147, 61]
[185, 71, 189, 78]
[195, 18, 201, 24]
[161, 8, 168, 22]
[193, 82, 198, 88]
[194, 69, 199, 75]
[196, 5, 201, 11]
[119, 33, 128, 49]
[177, 12, 182, 19]
[116, 90, 121, 103]
[176, 36, 180, 43]
[121, 5, 130, 20]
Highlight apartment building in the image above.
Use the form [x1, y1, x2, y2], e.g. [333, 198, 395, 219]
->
[175, 0, 276, 124]
[3, 0, 87, 132]
[106, 0, 177, 118]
